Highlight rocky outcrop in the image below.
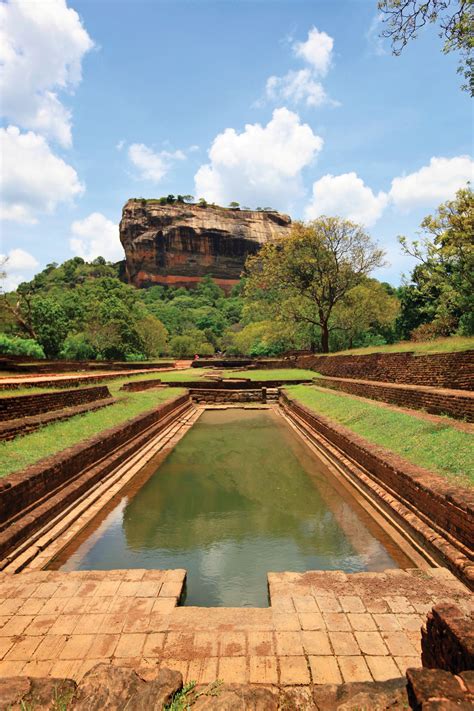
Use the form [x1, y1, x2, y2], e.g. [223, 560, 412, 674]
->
[119, 200, 291, 291]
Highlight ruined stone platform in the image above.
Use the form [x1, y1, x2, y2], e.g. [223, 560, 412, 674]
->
[0, 568, 471, 688]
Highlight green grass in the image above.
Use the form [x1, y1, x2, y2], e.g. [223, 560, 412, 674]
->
[0, 382, 186, 478]
[228, 368, 317, 380]
[330, 335, 474, 357]
[285, 384, 473, 486]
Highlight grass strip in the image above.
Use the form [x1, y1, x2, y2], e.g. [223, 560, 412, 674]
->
[0, 384, 186, 478]
[285, 384, 473, 486]
[229, 368, 317, 380]
[328, 335, 474, 357]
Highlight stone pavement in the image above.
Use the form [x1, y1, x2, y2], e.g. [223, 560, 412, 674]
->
[0, 567, 471, 688]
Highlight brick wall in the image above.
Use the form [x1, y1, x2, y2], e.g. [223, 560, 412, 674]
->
[0, 393, 190, 559]
[190, 388, 273, 403]
[0, 386, 111, 421]
[297, 350, 474, 391]
[421, 603, 474, 673]
[315, 377, 473, 421]
[280, 392, 474, 586]
[120, 380, 163, 392]
[0, 368, 164, 391]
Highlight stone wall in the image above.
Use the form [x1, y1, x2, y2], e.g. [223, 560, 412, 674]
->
[0, 393, 191, 561]
[315, 377, 473, 421]
[296, 350, 474, 390]
[0, 386, 111, 421]
[280, 391, 474, 587]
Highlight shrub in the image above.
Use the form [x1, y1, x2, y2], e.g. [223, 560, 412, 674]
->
[60, 333, 97, 361]
[0, 334, 45, 358]
[168, 334, 214, 358]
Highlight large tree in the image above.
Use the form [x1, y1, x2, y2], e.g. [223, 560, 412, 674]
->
[244, 217, 385, 353]
[399, 185, 474, 336]
[378, 0, 473, 94]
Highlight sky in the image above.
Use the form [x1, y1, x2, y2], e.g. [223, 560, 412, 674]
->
[1, 0, 473, 291]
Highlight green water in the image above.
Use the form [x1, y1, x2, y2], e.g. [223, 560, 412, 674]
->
[52, 409, 406, 606]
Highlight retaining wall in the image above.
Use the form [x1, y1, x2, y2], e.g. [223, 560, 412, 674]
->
[120, 380, 163, 392]
[191, 358, 290, 369]
[0, 368, 165, 391]
[0, 357, 174, 374]
[315, 377, 474, 422]
[0, 393, 191, 560]
[421, 603, 474, 673]
[280, 391, 474, 586]
[190, 388, 277, 403]
[0, 386, 111, 421]
[296, 350, 474, 390]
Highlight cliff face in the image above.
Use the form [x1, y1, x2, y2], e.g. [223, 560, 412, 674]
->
[119, 200, 291, 291]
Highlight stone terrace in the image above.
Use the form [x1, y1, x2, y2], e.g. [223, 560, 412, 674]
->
[0, 567, 471, 688]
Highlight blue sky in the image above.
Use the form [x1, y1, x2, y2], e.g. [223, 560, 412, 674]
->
[1, 0, 472, 290]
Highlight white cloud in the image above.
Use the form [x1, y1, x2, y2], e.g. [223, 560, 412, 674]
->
[128, 143, 186, 182]
[389, 156, 474, 210]
[293, 26, 334, 76]
[69, 212, 123, 262]
[265, 69, 329, 107]
[0, 125, 84, 224]
[366, 14, 388, 56]
[1, 248, 39, 271]
[0, 248, 39, 292]
[305, 172, 388, 227]
[0, 0, 94, 147]
[194, 108, 323, 209]
[260, 26, 336, 107]
[116, 139, 125, 151]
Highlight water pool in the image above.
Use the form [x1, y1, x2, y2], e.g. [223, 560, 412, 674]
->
[49, 408, 412, 606]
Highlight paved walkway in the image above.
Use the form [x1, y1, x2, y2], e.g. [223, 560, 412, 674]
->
[0, 567, 471, 687]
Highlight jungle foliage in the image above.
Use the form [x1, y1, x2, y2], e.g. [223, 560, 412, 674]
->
[1, 187, 472, 358]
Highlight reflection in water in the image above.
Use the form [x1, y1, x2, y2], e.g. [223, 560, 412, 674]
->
[52, 409, 403, 606]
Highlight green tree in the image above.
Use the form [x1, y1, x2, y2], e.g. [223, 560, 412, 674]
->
[229, 201, 240, 208]
[31, 298, 69, 358]
[378, 0, 473, 94]
[135, 314, 168, 356]
[330, 280, 400, 349]
[245, 218, 385, 352]
[399, 185, 474, 336]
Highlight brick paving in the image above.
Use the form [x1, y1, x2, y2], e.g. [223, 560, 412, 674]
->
[0, 567, 471, 687]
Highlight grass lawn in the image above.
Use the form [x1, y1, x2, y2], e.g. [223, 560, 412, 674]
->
[329, 335, 474, 357]
[285, 384, 473, 486]
[0, 384, 186, 478]
[229, 368, 316, 380]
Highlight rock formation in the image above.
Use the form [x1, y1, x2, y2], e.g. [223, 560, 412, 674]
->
[119, 199, 291, 291]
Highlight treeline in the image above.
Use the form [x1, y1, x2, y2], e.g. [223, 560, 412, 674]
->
[1, 187, 472, 359]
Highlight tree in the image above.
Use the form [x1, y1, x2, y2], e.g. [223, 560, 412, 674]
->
[378, 0, 473, 94]
[229, 201, 240, 208]
[135, 314, 168, 356]
[31, 298, 69, 358]
[330, 280, 400, 349]
[245, 217, 385, 352]
[399, 185, 474, 335]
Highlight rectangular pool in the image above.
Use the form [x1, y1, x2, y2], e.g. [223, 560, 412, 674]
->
[49, 408, 412, 606]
